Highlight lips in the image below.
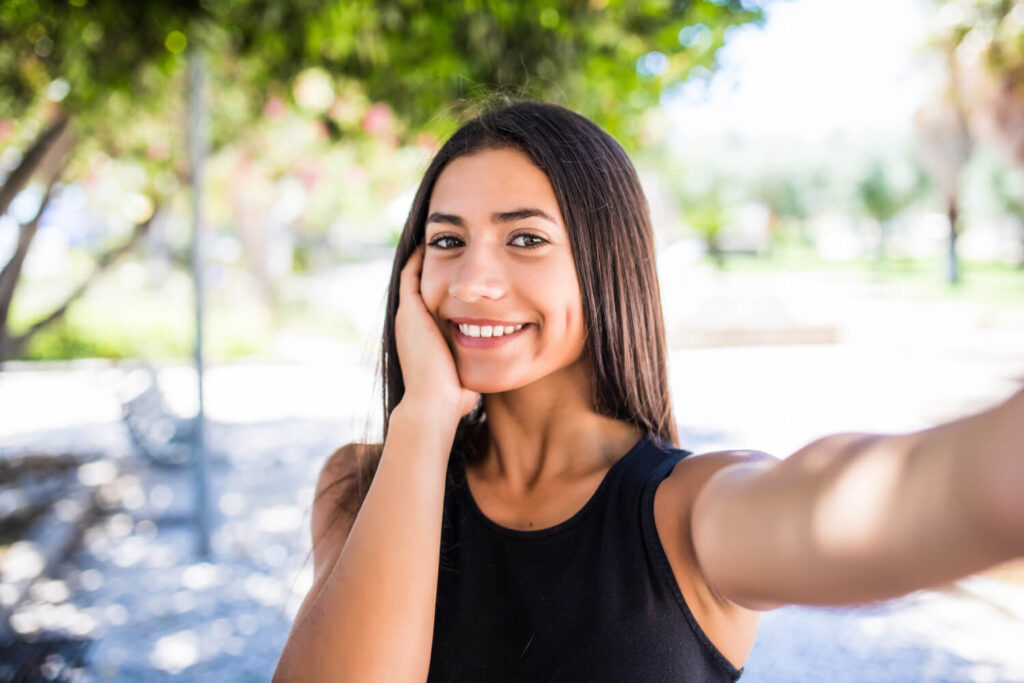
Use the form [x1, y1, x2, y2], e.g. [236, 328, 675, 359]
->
[448, 318, 529, 327]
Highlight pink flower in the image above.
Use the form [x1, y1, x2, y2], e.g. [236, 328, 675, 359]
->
[264, 96, 288, 120]
[415, 132, 440, 154]
[361, 102, 393, 137]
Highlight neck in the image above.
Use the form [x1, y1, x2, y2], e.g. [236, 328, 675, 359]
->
[474, 358, 643, 497]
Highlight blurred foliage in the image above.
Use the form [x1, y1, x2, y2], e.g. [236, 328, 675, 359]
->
[1, 0, 767, 150]
[676, 182, 732, 267]
[11, 270, 273, 361]
[988, 155, 1024, 266]
[929, 1, 1024, 172]
[856, 159, 930, 226]
[856, 156, 931, 260]
[0, 0, 199, 118]
[757, 175, 811, 222]
[1, 0, 772, 362]
[729, 244, 1024, 305]
[751, 169, 827, 246]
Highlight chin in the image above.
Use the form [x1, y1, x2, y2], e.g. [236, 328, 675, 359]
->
[458, 368, 531, 395]
[460, 378, 518, 395]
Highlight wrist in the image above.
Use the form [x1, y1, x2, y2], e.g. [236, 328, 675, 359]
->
[390, 400, 462, 441]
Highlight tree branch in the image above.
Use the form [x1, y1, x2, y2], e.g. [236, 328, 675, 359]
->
[0, 171, 63, 334]
[1, 209, 159, 363]
[0, 115, 69, 218]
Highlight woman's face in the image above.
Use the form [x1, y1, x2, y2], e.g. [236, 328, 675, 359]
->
[420, 147, 588, 395]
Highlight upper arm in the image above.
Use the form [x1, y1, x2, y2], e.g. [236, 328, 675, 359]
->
[292, 443, 368, 627]
[310, 444, 363, 582]
[656, 450, 779, 669]
[689, 453, 784, 611]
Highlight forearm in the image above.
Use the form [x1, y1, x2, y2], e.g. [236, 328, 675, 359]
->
[275, 403, 455, 681]
[825, 386, 1024, 601]
[941, 385, 1024, 557]
[695, 386, 1024, 607]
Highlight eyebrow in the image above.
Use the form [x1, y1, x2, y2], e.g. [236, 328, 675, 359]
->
[425, 208, 558, 228]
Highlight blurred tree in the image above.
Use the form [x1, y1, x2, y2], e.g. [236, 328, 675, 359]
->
[0, 0, 202, 362]
[990, 165, 1024, 268]
[949, 0, 1024, 162]
[684, 196, 730, 268]
[856, 159, 929, 262]
[0, 0, 768, 364]
[916, 24, 974, 285]
[665, 170, 735, 268]
[916, 96, 973, 285]
[209, 0, 766, 145]
[659, 153, 743, 267]
[754, 173, 815, 252]
[928, 0, 1024, 277]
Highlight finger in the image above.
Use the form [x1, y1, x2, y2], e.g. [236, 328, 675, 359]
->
[399, 243, 425, 299]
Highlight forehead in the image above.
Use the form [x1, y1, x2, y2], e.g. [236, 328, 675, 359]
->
[428, 148, 563, 223]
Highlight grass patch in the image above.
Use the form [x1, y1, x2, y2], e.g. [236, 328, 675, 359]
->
[715, 243, 1024, 306]
[9, 269, 274, 362]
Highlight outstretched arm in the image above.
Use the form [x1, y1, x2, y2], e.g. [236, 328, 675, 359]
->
[692, 386, 1024, 609]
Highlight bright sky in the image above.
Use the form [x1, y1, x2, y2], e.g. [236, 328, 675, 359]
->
[665, 0, 937, 142]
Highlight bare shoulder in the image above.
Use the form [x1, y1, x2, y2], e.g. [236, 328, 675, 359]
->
[663, 447, 780, 568]
[316, 443, 362, 493]
[310, 443, 381, 578]
[677, 448, 778, 477]
[653, 448, 779, 670]
[288, 443, 378, 633]
[660, 448, 778, 510]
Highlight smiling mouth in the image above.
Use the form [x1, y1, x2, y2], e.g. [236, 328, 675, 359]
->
[450, 322, 532, 348]
[455, 322, 526, 338]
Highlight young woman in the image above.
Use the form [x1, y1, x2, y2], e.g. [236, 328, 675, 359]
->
[273, 102, 1024, 682]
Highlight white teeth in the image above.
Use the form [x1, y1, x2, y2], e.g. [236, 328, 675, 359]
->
[457, 323, 526, 338]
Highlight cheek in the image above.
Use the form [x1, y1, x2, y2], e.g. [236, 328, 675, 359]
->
[529, 261, 583, 326]
[516, 269, 585, 356]
[558, 285, 587, 348]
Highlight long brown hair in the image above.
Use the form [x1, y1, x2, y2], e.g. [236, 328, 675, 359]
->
[327, 100, 678, 528]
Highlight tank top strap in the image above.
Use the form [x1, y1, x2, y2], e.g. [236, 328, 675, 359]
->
[610, 432, 691, 497]
[637, 440, 744, 681]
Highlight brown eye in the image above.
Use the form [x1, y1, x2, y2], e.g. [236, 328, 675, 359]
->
[427, 235, 464, 249]
[510, 233, 547, 248]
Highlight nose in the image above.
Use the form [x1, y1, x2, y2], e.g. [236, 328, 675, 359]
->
[448, 243, 507, 302]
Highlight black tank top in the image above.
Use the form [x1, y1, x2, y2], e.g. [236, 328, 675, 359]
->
[428, 432, 743, 682]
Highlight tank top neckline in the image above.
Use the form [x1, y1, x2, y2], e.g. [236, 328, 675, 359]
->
[456, 431, 652, 539]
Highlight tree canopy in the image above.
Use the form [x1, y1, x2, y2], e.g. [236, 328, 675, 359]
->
[1, 0, 766, 146]
[0, 0, 770, 364]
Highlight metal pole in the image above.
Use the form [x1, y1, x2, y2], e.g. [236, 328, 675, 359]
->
[187, 48, 211, 558]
